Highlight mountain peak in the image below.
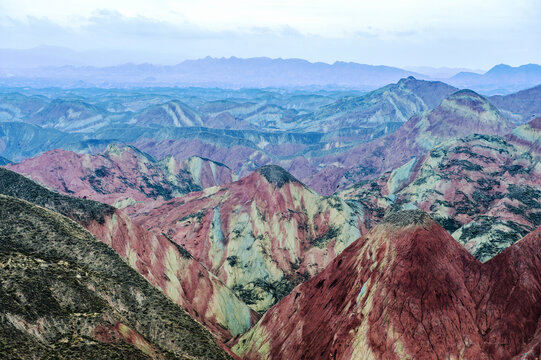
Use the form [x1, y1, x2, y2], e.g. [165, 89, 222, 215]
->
[486, 63, 512, 74]
[104, 143, 155, 161]
[399, 75, 417, 82]
[256, 165, 300, 188]
[440, 89, 505, 118]
[447, 88, 484, 100]
[382, 209, 432, 227]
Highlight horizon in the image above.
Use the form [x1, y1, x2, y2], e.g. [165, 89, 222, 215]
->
[4, 45, 541, 75]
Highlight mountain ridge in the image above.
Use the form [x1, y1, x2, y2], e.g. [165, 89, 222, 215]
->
[0, 193, 234, 359]
[132, 165, 363, 313]
[234, 210, 541, 359]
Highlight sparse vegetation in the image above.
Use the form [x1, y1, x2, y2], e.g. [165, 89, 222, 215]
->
[0, 167, 115, 226]
[310, 227, 340, 248]
[0, 194, 232, 359]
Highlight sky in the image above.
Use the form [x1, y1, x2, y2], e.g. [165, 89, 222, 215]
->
[0, 0, 540, 69]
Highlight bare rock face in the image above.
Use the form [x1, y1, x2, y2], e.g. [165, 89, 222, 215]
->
[382, 209, 432, 227]
[133, 165, 363, 313]
[233, 211, 541, 360]
[341, 134, 541, 262]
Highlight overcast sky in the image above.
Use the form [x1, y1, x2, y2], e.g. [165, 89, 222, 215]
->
[0, 0, 539, 69]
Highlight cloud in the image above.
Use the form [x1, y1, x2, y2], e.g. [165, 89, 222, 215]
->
[0, 2, 539, 68]
[82, 10, 219, 39]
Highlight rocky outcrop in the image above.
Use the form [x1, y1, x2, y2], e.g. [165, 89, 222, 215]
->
[233, 210, 541, 360]
[133, 165, 363, 313]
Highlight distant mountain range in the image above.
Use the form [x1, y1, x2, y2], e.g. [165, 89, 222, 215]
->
[1, 54, 423, 90]
[448, 64, 541, 95]
[1, 48, 540, 94]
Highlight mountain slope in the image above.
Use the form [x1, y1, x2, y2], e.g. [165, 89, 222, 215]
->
[182, 156, 237, 188]
[6, 145, 200, 210]
[307, 89, 516, 194]
[26, 99, 114, 132]
[489, 85, 541, 123]
[234, 210, 541, 360]
[0, 122, 84, 162]
[340, 134, 541, 261]
[0, 92, 48, 120]
[296, 76, 457, 131]
[133, 165, 363, 313]
[6, 145, 236, 212]
[0, 194, 233, 359]
[506, 116, 541, 156]
[132, 100, 203, 128]
[0, 167, 257, 342]
[0, 155, 11, 165]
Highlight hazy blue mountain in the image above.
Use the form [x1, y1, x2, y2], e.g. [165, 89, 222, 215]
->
[489, 84, 541, 124]
[404, 66, 485, 78]
[0, 92, 49, 121]
[0, 56, 423, 90]
[449, 64, 541, 95]
[0, 122, 85, 161]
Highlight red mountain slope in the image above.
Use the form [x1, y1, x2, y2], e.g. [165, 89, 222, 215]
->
[86, 209, 258, 343]
[6, 144, 235, 213]
[233, 210, 541, 360]
[133, 165, 363, 313]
